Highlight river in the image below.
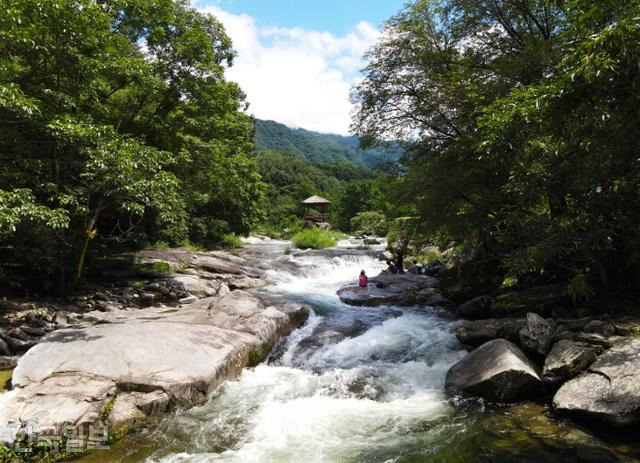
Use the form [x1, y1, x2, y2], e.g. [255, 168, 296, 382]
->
[81, 240, 635, 463]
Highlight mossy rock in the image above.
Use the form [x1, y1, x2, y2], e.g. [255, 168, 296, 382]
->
[247, 341, 273, 367]
[491, 283, 568, 318]
[0, 370, 12, 392]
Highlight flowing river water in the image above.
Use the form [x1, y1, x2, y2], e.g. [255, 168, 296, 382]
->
[80, 240, 637, 463]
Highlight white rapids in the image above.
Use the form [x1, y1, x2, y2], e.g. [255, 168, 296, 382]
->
[144, 244, 466, 463]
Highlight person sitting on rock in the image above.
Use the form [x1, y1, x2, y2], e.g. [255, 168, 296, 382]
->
[408, 259, 422, 275]
[359, 270, 368, 287]
[383, 260, 398, 274]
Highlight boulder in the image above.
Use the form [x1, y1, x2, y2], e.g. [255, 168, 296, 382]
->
[171, 274, 216, 297]
[542, 340, 596, 385]
[179, 295, 199, 305]
[455, 318, 525, 348]
[5, 336, 37, 352]
[227, 277, 267, 290]
[519, 312, 554, 356]
[128, 390, 170, 416]
[445, 339, 542, 402]
[553, 331, 615, 348]
[191, 253, 263, 278]
[553, 338, 640, 426]
[107, 395, 146, 433]
[0, 338, 11, 356]
[106, 391, 169, 433]
[191, 254, 244, 274]
[0, 356, 18, 370]
[455, 295, 492, 320]
[583, 320, 616, 338]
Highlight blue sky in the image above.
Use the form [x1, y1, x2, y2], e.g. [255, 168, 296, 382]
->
[203, 0, 407, 35]
[194, 1, 408, 134]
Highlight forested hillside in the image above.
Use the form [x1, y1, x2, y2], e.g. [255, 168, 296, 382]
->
[255, 119, 404, 167]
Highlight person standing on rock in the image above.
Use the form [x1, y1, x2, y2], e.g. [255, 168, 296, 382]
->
[359, 270, 368, 287]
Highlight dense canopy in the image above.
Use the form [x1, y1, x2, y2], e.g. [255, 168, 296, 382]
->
[0, 0, 262, 292]
[352, 0, 640, 302]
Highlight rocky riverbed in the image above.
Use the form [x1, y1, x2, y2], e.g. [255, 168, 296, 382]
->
[2, 240, 640, 461]
[337, 263, 640, 457]
[0, 245, 308, 458]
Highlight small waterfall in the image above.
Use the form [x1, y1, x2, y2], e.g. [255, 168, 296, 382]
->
[266, 252, 385, 297]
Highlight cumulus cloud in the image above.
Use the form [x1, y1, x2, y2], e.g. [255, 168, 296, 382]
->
[197, 5, 380, 135]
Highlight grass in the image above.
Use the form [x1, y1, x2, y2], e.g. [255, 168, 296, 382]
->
[178, 239, 206, 253]
[148, 261, 172, 273]
[220, 233, 243, 249]
[292, 228, 337, 250]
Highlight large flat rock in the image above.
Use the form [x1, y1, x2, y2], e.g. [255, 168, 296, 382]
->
[191, 253, 263, 278]
[553, 337, 640, 426]
[337, 273, 446, 307]
[0, 291, 308, 441]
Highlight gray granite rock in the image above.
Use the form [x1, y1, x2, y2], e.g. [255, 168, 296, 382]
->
[519, 312, 554, 356]
[337, 273, 440, 307]
[554, 338, 640, 426]
[0, 292, 308, 442]
[445, 339, 542, 402]
[542, 340, 596, 385]
[455, 318, 525, 348]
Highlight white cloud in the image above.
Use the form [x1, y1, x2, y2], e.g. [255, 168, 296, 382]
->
[197, 6, 380, 135]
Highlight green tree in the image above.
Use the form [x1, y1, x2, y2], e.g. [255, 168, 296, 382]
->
[353, 0, 640, 299]
[0, 0, 261, 292]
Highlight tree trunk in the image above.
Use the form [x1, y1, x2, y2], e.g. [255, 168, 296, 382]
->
[73, 206, 102, 287]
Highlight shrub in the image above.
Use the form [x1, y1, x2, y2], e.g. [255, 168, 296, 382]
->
[292, 228, 336, 250]
[149, 261, 171, 273]
[567, 272, 595, 305]
[220, 233, 243, 249]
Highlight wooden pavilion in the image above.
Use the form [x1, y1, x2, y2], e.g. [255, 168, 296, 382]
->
[302, 195, 331, 224]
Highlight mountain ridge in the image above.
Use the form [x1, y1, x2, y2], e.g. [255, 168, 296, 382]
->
[254, 119, 404, 168]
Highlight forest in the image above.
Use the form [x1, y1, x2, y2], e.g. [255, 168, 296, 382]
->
[352, 0, 640, 305]
[2, 0, 640, 307]
[0, 0, 264, 293]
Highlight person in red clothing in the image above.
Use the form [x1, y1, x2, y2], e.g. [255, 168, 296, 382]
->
[359, 270, 368, 287]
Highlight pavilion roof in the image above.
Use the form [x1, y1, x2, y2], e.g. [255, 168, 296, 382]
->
[302, 195, 331, 205]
